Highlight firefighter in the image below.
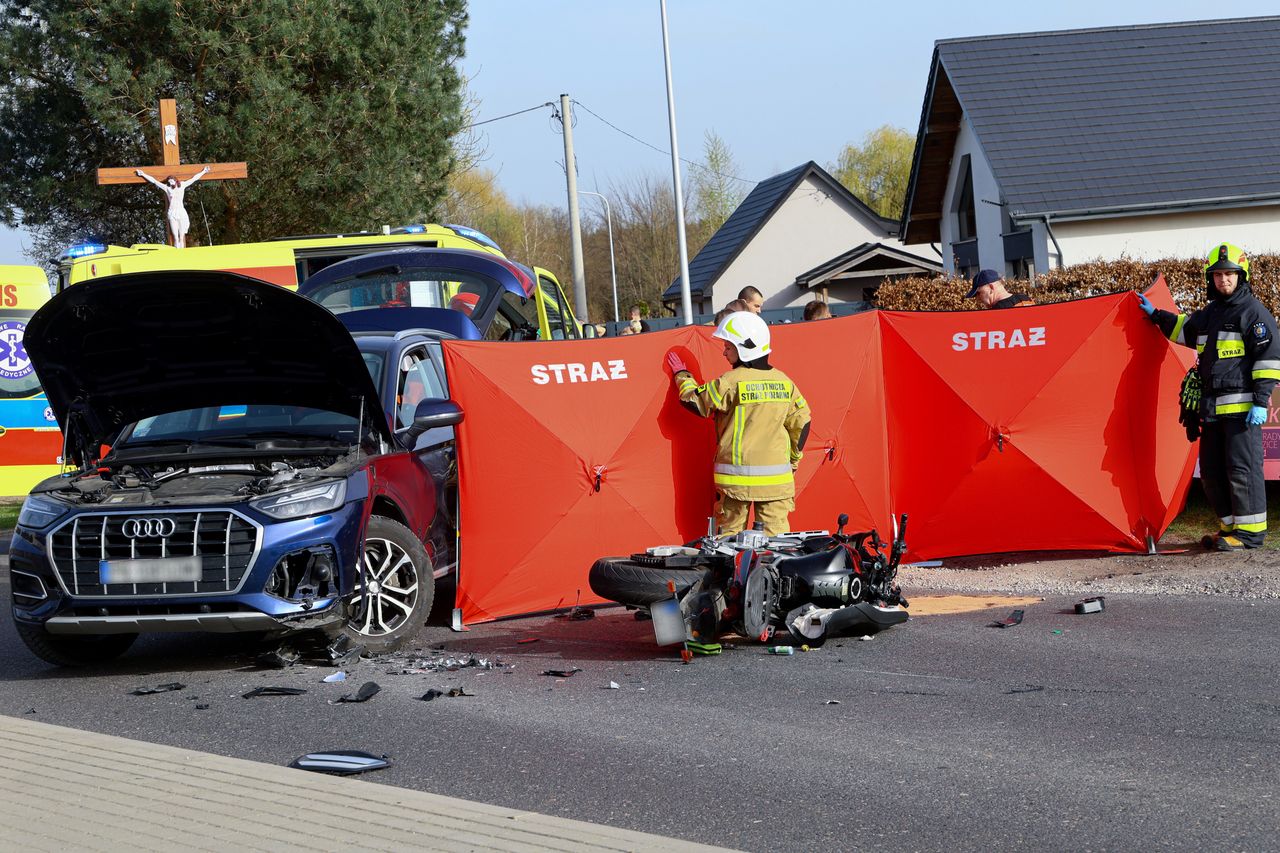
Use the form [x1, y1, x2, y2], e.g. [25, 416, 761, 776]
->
[665, 311, 811, 536]
[966, 269, 1034, 308]
[1138, 242, 1280, 550]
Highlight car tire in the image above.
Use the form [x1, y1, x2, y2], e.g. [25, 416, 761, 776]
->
[344, 516, 433, 654]
[588, 558, 711, 607]
[14, 621, 137, 667]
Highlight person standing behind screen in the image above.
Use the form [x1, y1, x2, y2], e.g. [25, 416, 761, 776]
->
[803, 300, 831, 321]
[737, 286, 764, 314]
[966, 269, 1033, 309]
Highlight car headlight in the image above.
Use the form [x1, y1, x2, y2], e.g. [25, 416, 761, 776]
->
[17, 494, 70, 529]
[251, 480, 347, 520]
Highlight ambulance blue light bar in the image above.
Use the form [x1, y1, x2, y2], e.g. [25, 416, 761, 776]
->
[61, 242, 107, 259]
[444, 224, 502, 253]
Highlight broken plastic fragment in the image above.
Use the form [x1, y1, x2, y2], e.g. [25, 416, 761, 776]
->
[823, 699, 842, 705]
[557, 606, 595, 621]
[327, 635, 365, 667]
[289, 751, 391, 775]
[991, 609, 1025, 628]
[323, 672, 347, 683]
[130, 682, 186, 696]
[541, 667, 582, 678]
[195, 704, 211, 710]
[242, 686, 307, 698]
[257, 644, 300, 669]
[606, 681, 620, 690]
[331, 681, 380, 704]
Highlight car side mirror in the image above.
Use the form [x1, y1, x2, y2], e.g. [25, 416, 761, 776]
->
[405, 399, 463, 443]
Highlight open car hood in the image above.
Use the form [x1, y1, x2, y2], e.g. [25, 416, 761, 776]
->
[25, 271, 394, 463]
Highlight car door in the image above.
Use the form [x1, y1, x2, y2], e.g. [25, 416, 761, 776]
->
[392, 341, 457, 575]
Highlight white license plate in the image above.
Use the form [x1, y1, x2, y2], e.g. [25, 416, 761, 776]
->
[99, 556, 203, 585]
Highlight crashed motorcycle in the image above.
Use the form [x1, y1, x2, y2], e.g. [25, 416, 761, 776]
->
[589, 513, 910, 647]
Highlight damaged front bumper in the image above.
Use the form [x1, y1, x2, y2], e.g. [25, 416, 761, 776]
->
[8, 499, 362, 638]
[42, 600, 347, 635]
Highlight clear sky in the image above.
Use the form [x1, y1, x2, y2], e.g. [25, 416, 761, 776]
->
[3, 0, 1276, 263]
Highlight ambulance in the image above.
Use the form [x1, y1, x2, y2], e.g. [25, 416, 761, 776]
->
[0, 265, 59, 495]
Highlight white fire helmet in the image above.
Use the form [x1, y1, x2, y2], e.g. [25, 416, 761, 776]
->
[713, 311, 771, 363]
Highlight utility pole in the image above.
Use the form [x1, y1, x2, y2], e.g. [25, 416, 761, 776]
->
[560, 94, 589, 323]
[660, 0, 693, 325]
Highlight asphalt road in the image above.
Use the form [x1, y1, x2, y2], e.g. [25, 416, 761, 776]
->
[1, 566, 1277, 852]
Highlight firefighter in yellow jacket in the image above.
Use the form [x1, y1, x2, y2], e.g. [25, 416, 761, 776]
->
[665, 311, 811, 535]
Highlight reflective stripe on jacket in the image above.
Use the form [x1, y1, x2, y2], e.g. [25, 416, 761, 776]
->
[675, 365, 810, 501]
[1153, 287, 1280, 418]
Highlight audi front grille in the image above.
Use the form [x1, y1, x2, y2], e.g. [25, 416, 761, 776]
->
[47, 511, 261, 598]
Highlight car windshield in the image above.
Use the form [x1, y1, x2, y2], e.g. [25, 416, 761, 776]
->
[118, 404, 359, 447]
[305, 266, 503, 321]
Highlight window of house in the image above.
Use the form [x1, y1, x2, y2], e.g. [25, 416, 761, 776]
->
[955, 160, 977, 242]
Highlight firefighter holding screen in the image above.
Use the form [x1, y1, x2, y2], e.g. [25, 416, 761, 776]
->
[1139, 243, 1280, 550]
[665, 311, 811, 536]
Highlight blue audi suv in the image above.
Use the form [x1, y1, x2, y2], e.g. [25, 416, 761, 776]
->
[8, 271, 464, 665]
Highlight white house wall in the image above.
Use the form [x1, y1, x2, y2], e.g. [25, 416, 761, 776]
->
[711, 175, 907, 310]
[939, 116, 1004, 274]
[1046, 205, 1280, 266]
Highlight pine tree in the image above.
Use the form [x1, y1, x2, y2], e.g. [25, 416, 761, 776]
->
[0, 0, 469, 251]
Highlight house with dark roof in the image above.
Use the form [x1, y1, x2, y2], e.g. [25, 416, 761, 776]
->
[663, 161, 940, 314]
[901, 16, 1280, 280]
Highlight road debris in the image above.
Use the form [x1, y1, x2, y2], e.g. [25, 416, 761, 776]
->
[991, 609, 1025, 628]
[290, 751, 391, 775]
[327, 635, 365, 667]
[242, 686, 307, 698]
[823, 699, 842, 705]
[605, 681, 620, 689]
[386, 653, 508, 674]
[330, 682, 380, 704]
[323, 672, 347, 683]
[765, 646, 795, 656]
[1075, 596, 1105, 614]
[557, 606, 595, 621]
[419, 687, 474, 701]
[541, 667, 582, 677]
[130, 682, 186, 695]
[257, 644, 300, 668]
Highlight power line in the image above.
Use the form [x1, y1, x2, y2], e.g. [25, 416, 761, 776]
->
[571, 100, 757, 187]
[464, 102, 555, 130]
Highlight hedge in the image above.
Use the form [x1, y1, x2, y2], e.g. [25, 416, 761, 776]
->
[875, 256, 1280, 317]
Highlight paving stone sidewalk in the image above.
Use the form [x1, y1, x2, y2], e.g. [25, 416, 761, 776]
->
[0, 714, 733, 853]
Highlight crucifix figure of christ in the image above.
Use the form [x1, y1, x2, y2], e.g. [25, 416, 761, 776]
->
[96, 99, 248, 248]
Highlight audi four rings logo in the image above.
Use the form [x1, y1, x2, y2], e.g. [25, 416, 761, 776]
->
[122, 518, 176, 538]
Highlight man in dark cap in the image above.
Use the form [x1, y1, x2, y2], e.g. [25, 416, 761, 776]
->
[966, 269, 1034, 309]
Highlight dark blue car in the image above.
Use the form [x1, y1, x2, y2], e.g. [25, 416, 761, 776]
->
[8, 271, 464, 666]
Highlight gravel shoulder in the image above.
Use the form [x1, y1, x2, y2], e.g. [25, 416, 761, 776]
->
[903, 534, 1280, 600]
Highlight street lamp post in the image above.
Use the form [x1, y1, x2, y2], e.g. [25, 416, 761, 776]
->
[579, 190, 619, 324]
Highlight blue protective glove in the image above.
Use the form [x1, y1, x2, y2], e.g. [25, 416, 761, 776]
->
[1247, 405, 1268, 426]
[1136, 293, 1156, 316]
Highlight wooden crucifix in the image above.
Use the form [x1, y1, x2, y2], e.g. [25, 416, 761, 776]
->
[96, 99, 248, 247]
